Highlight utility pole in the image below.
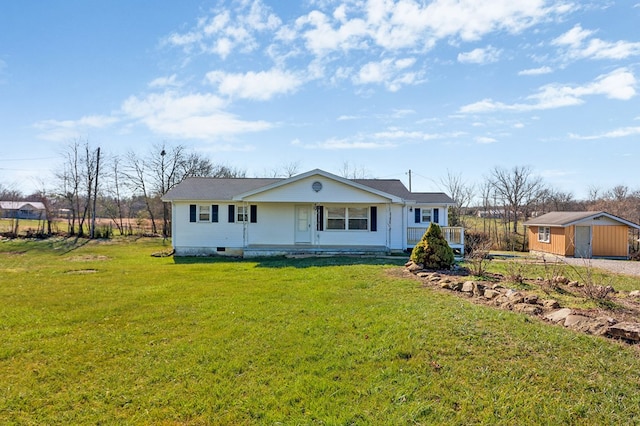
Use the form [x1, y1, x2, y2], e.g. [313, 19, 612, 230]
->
[408, 169, 412, 192]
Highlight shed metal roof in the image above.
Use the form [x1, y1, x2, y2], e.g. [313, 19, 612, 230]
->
[523, 211, 640, 230]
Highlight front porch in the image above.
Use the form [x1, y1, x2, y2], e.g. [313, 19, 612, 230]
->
[407, 226, 465, 256]
[243, 244, 392, 258]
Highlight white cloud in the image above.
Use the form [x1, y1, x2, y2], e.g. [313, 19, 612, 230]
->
[460, 68, 636, 113]
[553, 24, 640, 61]
[121, 91, 272, 139]
[353, 57, 421, 91]
[475, 136, 497, 144]
[34, 115, 119, 141]
[518, 66, 553, 76]
[165, 1, 282, 59]
[372, 130, 465, 140]
[552, 24, 593, 48]
[304, 137, 397, 150]
[206, 68, 304, 100]
[569, 126, 640, 140]
[457, 46, 501, 64]
[148, 74, 182, 88]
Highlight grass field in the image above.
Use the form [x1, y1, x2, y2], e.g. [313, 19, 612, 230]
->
[1, 238, 640, 424]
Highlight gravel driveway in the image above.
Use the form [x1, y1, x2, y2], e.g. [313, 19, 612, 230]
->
[559, 257, 640, 277]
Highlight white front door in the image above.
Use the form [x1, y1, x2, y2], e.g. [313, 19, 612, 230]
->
[574, 226, 592, 258]
[295, 205, 312, 244]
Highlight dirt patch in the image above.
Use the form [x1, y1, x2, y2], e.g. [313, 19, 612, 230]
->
[67, 255, 110, 262]
[64, 269, 98, 274]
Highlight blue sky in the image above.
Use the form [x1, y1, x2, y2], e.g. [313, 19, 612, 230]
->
[1, 1, 639, 199]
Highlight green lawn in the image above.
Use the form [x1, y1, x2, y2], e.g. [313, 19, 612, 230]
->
[1, 238, 640, 424]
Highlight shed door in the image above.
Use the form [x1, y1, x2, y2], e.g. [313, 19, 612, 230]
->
[295, 205, 312, 244]
[574, 226, 592, 258]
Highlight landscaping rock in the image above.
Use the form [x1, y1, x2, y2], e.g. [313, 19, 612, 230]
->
[473, 283, 485, 297]
[440, 281, 454, 290]
[483, 289, 501, 300]
[461, 281, 475, 293]
[553, 275, 569, 284]
[545, 308, 572, 323]
[542, 299, 560, 309]
[416, 272, 431, 278]
[606, 322, 640, 342]
[564, 315, 610, 336]
[506, 291, 524, 304]
[524, 294, 539, 305]
[513, 304, 542, 315]
[407, 262, 423, 273]
[629, 290, 640, 298]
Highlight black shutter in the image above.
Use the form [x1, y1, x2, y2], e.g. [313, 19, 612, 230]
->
[370, 206, 377, 232]
[316, 206, 324, 231]
[228, 205, 235, 223]
[250, 205, 257, 223]
[211, 205, 218, 223]
[433, 208, 439, 224]
[190, 204, 197, 222]
[414, 208, 421, 224]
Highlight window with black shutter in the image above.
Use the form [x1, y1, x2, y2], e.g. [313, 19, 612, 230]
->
[433, 208, 439, 224]
[250, 205, 257, 223]
[228, 205, 235, 223]
[211, 205, 219, 223]
[190, 204, 197, 222]
[414, 208, 421, 224]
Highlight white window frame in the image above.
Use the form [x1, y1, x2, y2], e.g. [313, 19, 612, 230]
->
[538, 226, 550, 243]
[326, 206, 369, 231]
[198, 205, 210, 222]
[236, 205, 248, 223]
[421, 208, 432, 223]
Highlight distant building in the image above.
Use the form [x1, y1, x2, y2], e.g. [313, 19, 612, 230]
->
[0, 201, 47, 220]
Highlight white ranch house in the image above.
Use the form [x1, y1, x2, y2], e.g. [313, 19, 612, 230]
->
[162, 169, 464, 257]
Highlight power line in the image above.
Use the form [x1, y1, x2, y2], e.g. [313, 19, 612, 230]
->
[0, 157, 58, 162]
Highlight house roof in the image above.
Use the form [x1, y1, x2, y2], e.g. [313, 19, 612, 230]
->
[0, 201, 46, 210]
[523, 211, 640, 230]
[162, 177, 281, 201]
[162, 169, 454, 205]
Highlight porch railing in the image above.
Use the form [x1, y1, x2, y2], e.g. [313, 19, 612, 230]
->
[407, 226, 464, 247]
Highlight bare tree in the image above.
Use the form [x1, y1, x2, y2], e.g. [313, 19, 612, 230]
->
[338, 161, 369, 179]
[440, 170, 474, 227]
[125, 150, 158, 234]
[101, 155, 127, 235]
[489, 165, 545, 234]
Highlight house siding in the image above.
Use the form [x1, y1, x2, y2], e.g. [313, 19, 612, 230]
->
[592, 225, 628, 257]
[528, 226, 571, 256]
[172, 202, 245, 255]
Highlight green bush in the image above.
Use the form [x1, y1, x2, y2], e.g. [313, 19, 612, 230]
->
[410, 223, 455, 270]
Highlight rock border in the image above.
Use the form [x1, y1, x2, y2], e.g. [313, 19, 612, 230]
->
[405, 260, 640, 344]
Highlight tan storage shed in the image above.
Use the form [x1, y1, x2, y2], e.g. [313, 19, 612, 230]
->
[523, 211, 640, 259]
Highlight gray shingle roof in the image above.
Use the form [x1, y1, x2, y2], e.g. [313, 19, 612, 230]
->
[162, 177, 281, 201]
[163, 172, 454, 204]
